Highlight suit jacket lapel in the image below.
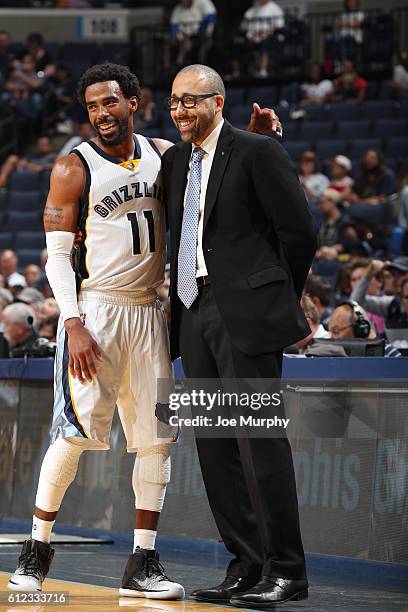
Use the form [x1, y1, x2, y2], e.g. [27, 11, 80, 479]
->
[203, 121, 234, 231]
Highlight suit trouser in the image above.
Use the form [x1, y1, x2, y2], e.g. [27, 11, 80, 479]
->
[178, 284, 306, 581]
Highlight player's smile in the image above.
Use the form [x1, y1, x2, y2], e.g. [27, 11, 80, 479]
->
[96, 120, 118, 137]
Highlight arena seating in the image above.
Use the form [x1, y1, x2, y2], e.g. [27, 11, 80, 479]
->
[0, 49, 407, 272]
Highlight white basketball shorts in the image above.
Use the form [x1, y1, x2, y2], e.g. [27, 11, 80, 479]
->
[50, 290, 177, 452]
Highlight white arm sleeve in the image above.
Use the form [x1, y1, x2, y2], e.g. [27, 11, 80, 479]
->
[45, 231, 81, 322]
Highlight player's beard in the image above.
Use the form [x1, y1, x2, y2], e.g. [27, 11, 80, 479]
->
[95, 112, 129, 147]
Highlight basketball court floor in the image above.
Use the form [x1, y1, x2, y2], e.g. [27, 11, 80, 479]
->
[0, 539, 407, 612]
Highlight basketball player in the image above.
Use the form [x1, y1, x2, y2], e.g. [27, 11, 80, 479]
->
[8, 63, 282, 598]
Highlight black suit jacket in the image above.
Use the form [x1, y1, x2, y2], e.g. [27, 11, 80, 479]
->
[162, 120, 317, 360]
[0, 332, 9, 358]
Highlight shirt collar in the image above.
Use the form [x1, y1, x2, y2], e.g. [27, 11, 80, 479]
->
[193, 118, 224, 157]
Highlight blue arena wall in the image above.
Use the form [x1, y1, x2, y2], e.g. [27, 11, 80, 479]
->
[0, 356, 407, 591]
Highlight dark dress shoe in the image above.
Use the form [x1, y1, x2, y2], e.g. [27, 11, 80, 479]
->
[230, 577, 308, 608]
[190, 575, 259, 603]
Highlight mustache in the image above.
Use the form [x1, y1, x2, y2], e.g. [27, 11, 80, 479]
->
[95, 118, 117, 126]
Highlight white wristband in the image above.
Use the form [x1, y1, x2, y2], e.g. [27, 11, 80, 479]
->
[45, 231, 81, 322]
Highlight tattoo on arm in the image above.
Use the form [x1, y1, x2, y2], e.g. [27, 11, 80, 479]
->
[44, 205, 64, 230]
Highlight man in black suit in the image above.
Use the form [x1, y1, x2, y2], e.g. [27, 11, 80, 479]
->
[162, 64, 317, 608]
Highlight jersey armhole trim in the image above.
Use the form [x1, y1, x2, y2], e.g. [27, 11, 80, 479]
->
[71, 149, 91, 288]
[146, 137, 162, 159]
[71, 149, 91, 199]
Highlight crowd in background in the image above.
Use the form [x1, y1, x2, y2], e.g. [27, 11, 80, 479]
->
[0, 248, 59, 357]
[0, 0, 408, 359]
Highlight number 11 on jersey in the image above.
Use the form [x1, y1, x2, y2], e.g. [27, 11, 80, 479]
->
[127, 210, 156, 255]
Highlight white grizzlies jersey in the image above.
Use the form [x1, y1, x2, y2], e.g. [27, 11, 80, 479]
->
[72, 135, 165, 294]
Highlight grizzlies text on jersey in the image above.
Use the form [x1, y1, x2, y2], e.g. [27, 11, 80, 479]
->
[73, 135, 166, 294]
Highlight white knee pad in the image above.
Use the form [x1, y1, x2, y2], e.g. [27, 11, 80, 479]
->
[132, 444, 171, 513]
[35, 437, 83, 512]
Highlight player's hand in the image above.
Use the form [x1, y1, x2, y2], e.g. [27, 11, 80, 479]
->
[64, 318, 103, 383]
[247, 103, 283, 138]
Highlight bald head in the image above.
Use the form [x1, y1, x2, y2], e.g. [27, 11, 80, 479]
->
[175, 64, 226, 99]
[171, 64, 225, 145]
[0, 249, 18, 277]
[329, 305, 355, 340]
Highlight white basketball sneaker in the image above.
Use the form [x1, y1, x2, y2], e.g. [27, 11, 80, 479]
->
[8, 539, 54, 592]
[119, 547, 185, 600]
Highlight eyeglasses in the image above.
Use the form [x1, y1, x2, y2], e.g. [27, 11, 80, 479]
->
[329, 324, 353, 337]
[165, 93, 218, 110]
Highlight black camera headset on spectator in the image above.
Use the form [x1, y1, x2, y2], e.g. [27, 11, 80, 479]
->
[9, 315, 56, 358]
[338, 300, 371, 339]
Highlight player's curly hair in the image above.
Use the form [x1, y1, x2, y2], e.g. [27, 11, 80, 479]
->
[76, 63, 141, 107]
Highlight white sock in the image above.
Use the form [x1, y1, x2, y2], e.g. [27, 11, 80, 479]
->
[133, 528, 157, 551]
[32, 515, 55, 544]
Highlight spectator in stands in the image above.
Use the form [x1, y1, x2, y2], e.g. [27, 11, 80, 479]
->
[298, 150, 330, 203]
[56, 121, 94, 159]
[29, 249, 53, 299]
[349, 259, 383, 296]
[16, 286, 44, 306]
[0, 287, 13, 314]
[0, 287, 13, 358]
[296, 295, 331, 352]
[304, 274, 333, 326]
[229, 0, 284, 79]
[389, 51, 408, 99]
[0, 30, 14, 81]
[47, 64, 76, 128]
[22, 32, 55, 77]
[169, 0, 217, 67]
[38, 314, 59, 343]
[349, 149, 396, 205]
[133, 86, 159, 132]
[400, 276, 408, 316]
[348, 258, 385, 334]
[40, 297, 60, 319]
[1, 302, 37, 355]
[32, 274, 53, 299]
[328, 302, 401, 356]
[336, 259, 356, 300]
[333, 59, 367, 103]
[5, 53, 45, 118]
[0, 135, 55, 188]
[382, 258, 408, 296]
[335, 0, 364, 60]
[0, 274, 5, 288]
[351, 257, 408, 331]
[315, 188, 351, 261]
[16, 285, 45, 320]
[398, 165, 408, 255]
[24, 264, 42, 287]
[329, 155, 354, 199]
[0, 249, 26, 289]
[300, 62, 334, 106]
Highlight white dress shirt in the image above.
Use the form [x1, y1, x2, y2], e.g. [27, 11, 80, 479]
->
[183, 118, 224, 278]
